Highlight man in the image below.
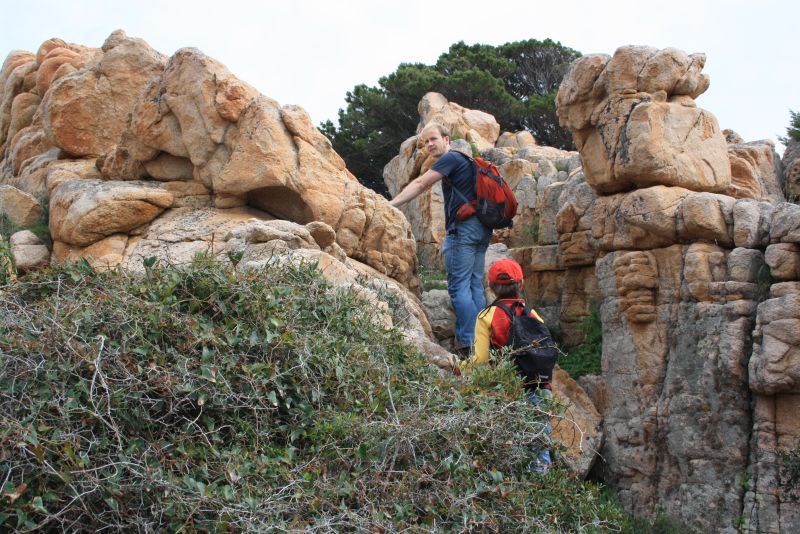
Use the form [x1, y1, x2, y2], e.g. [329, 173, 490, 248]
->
[389, 123, 492, 352]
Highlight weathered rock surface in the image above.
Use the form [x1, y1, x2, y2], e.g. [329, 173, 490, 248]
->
[550, 44, 800, 533]
[0, 30, 419, 293]
[784, 139, 800, 201]
[6, 92, 40, 149]
[422, 288, 456, 344]
[0, 51, 37, 154]
[749, 285, 800, 395]
[416, 92, 500, 150]
[551, 366, 603, 478]
[727, 140, 784, 202]
[497, 130, 536, 150]
[556, 46, 732, 195]
[0, 184, 41, 227]
[49, 179, 174, 246]
[41, 30, 165, 157]
[9, 229, 49, 273]
[595, 246, 755, 532]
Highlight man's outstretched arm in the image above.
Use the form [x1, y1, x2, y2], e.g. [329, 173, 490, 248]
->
[389, 169, 444, 208]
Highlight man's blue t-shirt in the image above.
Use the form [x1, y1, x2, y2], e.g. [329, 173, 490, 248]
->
[432, 150, 476, 230]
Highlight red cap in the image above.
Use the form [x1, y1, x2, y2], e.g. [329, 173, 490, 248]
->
[488, 259, 523, 285]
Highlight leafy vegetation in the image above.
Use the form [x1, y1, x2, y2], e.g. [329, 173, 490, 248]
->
[522, 215, 541, 246]
[1, 258, 634, 532]
[418, 262, 448, 291]
[619, 509, 699, 534]
[321, 39, 581, 196]
[778, 438, 800, 502]
[559, 306, 603, 379]
[779, 109, 800, 145]
[554, 159, 571, 173]
[0, 234, 13, 285]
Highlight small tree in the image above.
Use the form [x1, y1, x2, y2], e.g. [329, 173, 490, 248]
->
[321, 39, 581, 197]
[779, 109, 800, 145]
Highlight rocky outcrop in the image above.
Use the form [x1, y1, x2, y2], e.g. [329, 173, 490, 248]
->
[551, 366, 603, 479]
[0, 184, 41, 227]
[556, 46, 730, 194]
[727, 140, 784, 202]
[9, 230, 49, 273]
[41, 31, 166, 157]
[382, 50, 797, 529]
[784, 139, 800, 201]
[552, 45, 797, 533]
[422, 289, 456, 346]
[595, 244, 756, 531]
[415, 92, 500, 151]
[0, 30, 419, 294]
[48, 179, 174, 246]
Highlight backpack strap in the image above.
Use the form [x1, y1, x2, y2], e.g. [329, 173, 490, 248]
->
[492, 299, 525, 319]
[492, 299, 512, 319]
[493, 299, 535, 323]
[446, 150, 476, 207]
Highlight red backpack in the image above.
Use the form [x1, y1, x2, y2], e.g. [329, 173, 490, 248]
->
[451, 153, 518, 229]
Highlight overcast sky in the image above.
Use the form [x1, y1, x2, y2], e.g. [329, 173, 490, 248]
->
[2, 0, 797, 154]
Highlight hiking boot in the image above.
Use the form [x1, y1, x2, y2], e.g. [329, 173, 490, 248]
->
[528, 460, 550, 476]
[454, 345, 471, 360]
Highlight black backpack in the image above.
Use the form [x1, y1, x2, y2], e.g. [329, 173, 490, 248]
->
[494, 300, 559, 389]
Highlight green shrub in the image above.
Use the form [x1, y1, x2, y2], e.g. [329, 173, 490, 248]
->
[522, 215, 540, 246]
[779, 109, 800, 144]
[470, 142, 480, 158]
[778, 438, 800, 501]
[0, 259, 629, 532]
[0, 213, 19, 238]
[418, 263, 447, 291]
[617, 509, 700, 534]
[559, 306, 603, 379]
[0, 234, 13, 285]
[29, 193, 51, 245]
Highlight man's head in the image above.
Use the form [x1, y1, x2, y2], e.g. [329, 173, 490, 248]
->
[488, 258, 524, 298]
[421, 123, 451, 157]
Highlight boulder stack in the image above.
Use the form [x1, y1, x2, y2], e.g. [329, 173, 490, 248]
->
[553, 45, 798, 533]
[0, 30, 419, 294]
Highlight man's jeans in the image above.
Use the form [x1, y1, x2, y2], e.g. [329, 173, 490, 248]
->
[441, 216, 492, 348]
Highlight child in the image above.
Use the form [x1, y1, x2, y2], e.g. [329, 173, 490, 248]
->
[460, 258, 554, 475]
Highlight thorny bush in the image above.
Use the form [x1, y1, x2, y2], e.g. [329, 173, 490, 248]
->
[1, 258, 628, 532]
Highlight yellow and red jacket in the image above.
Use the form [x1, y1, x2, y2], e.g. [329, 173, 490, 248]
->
[466, 298, 545, 371]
